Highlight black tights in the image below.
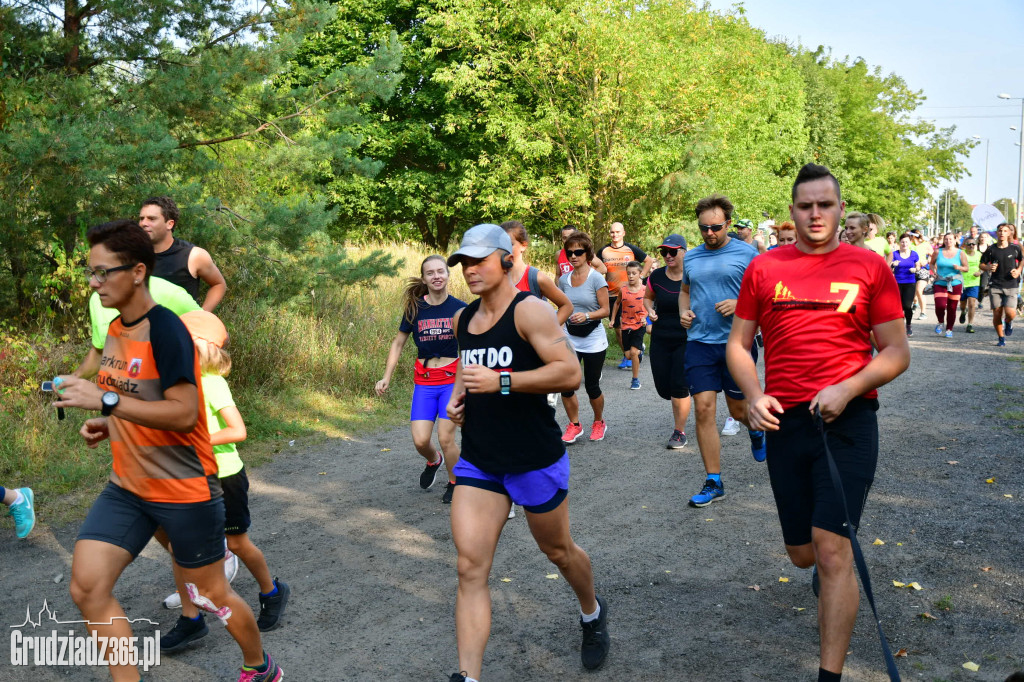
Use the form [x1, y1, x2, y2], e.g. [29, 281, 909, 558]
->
[562, 349, 606, 401]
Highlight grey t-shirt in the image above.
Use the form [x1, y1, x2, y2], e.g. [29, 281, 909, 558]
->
[558, 268, 609, 353]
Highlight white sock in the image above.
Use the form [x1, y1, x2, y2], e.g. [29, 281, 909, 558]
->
[466, 677, 480, 682]
[581, 602, 600, 623]
[12, 490, 24, 506]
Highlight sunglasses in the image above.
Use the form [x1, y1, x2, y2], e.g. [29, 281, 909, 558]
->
[659, 247, 681, 257]
[565, 248, 587, 257]
[965, 242, 977, 246]
[698, 222, 728, 232]
[84, 263, 135, 283]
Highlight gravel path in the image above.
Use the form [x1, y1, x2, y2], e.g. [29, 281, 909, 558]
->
[2, 303, 1023, 681]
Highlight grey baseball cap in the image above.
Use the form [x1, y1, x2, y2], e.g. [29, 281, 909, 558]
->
[447, 224, 514, 266]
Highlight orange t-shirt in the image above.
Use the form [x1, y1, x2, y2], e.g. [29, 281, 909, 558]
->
[618, 286, 647, 330]
[97, 305, 220, 503]
[599, 243, 648, 296]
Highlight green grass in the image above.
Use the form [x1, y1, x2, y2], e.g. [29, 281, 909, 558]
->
[933, 594, 953, 612]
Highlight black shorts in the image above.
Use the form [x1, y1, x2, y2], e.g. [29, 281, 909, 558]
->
[78, 483, 225, 569]
[609, 295, 622, 329]
[221, 468, 252, 535]
[765, 398, 878, 547]
[621, 326, 645, 351]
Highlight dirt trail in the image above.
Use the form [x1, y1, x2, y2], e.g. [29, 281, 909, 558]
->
[2, 308, 1023, 681]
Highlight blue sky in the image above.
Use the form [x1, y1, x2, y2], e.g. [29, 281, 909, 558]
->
[706, 0, 1024, 214]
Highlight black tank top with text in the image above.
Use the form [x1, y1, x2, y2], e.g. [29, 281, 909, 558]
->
[457, 291, 564, 474]
[154, 238, 200, 302]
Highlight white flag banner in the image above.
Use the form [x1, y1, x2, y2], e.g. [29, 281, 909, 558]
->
[971, 203, 1005, 232]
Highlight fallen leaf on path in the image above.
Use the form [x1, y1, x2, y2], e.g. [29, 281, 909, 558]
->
[381, 448, 391, 452]
[981, 566, 992, 572]
[1005, 494, 1013, 498]
[500, 578, 512, 583]
[705, 518, 713, 522]
[892, 580, 906, 587]
[545, 574, 559, 580]
[872, 538, 885, 545]
[318, 472, 326, 475]
[986, 477, 995, 483]
[946, 460, 959, 465]
[963, 661, 980, 672]
[793, 607, 805, 611]
[918, 612, 937, 620]
[937, 446, 946, 450]
[665, 570, 671, 574]
[895, 648, 908, 658]
[748, 585, 761, 591]
[908, 582, 923, 590]
[641, 505, 648, 509]
[897, 543, 903, 546]
[778, 577, 790, 583]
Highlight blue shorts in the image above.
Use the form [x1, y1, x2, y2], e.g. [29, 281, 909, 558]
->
[410, 383, 454, 422]
[684, 340, 757, 399]
[962, 286, 979, 300]
[453, 454, 569, 513]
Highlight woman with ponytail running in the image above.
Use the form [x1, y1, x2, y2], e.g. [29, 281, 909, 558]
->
[500, 221, 572, 324]
[376, 256, 466, 503]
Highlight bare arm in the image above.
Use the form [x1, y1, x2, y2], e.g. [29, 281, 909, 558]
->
[537, 271, 573, 325]
[640, 255, 655, 278]
[446, 309, 467, 426]
[643, 286, 658, 320]
[54, 376, 201, 433]
[375, 331, 411, 395]
[591, 257, 607, 275]
[727, 316, 782, 431]
[678, 283, 694, 328]
[210, 405, 247, 446]
[810, 318, 910, 422]
[190, 247, 227, 311]
[74, 346, 102, 380]
[460, 298, 581, 395]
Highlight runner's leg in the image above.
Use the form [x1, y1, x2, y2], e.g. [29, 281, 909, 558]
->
[437, 418, 460, 483]
[70, 540, 138, 681]
[229, 533, 275, 594]
[525, 497, 597, 614]
[179, 559, 265, 665]
[410, 420, 440, 463]
[692, 391, 720, 474]
[451, 485, 510, 680]
[812, 527, 858, 674]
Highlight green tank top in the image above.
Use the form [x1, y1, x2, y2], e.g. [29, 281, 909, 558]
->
[962, 251, 982, 288]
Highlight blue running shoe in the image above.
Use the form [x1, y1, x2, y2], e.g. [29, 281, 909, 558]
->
[629, 378, 641, 390]
[1006, 319, 1013, 336]
[617, 357, 631, 370]
[9, 487, 35, 539]
[749, 430, 767, 463]
[688, 478, 724, 507]
[997, 337, 1006, 347]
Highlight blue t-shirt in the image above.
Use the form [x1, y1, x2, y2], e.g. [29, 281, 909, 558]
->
[682, 238, 758, 344]
[890, 250, 919, 284]
[398, 295, 467, 359]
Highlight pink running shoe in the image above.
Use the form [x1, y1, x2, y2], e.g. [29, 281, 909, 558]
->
[562, 422, 584, 444]
[589, 420, 607, 441]
[238, 653, 283, 681]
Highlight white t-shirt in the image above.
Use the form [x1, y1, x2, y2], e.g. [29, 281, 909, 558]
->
[558, 268, 610, 353]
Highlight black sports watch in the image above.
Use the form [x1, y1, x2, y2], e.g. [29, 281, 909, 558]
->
[101, 391, 120, 417]
[499, 371, 512, 396]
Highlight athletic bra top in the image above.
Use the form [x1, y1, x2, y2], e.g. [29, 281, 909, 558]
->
[456, 291, 564, 474]
[154, 238, 200, 302]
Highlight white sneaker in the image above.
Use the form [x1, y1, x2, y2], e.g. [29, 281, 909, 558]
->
[721, 417, 741, 436]
[224, 548, 239, 583]
[547, 393, 558, 408]
[508, 506, 516, 519]
[163, 591, 182, 609]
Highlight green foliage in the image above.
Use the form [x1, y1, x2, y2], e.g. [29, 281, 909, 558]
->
[0, 0, 403, 321]
[936, 188, 975, 232]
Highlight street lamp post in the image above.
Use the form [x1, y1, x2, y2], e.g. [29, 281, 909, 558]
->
[972, 135, 989, 204]
[998, 94, 1024, 225]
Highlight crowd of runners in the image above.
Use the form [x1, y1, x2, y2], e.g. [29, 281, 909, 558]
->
[6, 166, 1023, 682]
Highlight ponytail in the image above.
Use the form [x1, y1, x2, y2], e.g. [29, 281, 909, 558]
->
[402, 255, 446, 324]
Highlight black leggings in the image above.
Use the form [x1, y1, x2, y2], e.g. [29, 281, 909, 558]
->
[898, 282, 916, 325]
[562, 349, 606, 401]
[649, 334, 689, 400]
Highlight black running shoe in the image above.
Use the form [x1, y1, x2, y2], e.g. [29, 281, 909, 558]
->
[442, 482, 455, 504]
[448, 674, 468, 682]
[580, 594, 610, 670]
[161, 614, 208, 653]
[257, 579, 291, 632]
[420, 453, 444, 489]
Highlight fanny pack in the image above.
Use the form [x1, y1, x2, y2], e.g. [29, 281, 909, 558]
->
[565, 319, 601, 337]
[414, 358, 458, 386]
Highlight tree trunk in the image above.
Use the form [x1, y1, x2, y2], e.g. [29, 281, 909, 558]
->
[64, 0, 81, 71]
[414, 214, 438, 248]
[435, 213, 456, 251]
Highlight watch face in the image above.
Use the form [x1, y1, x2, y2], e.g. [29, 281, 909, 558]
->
[102, 391, 119, 406]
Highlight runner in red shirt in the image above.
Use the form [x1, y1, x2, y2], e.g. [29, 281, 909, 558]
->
[726, 164, 910, 682]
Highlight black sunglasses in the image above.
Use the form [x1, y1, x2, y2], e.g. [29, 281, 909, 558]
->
[565, 248, 587, 257]
[659, 247, 681, 257]
[698, 222, 728, 232]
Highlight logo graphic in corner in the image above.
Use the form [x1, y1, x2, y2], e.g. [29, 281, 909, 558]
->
[10, 600, 160, 670]
[127, 358, 142, 378]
